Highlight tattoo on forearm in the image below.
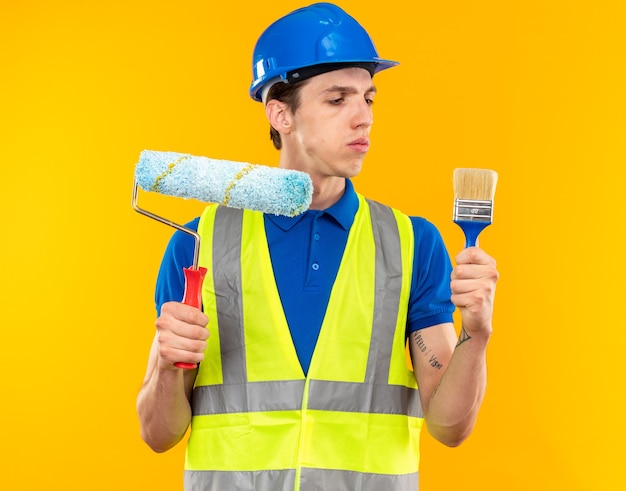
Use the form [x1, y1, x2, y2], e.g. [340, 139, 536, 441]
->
[456, 326, 472, 347]
[428, 354, 443, 369]
[413, 332, 428, 353]
[412, 332, 443, 369]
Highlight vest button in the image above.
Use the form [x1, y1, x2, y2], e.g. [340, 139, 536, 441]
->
[311, 263, 319, 270]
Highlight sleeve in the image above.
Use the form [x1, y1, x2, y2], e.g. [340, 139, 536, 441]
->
[407, 216, 456, 334]
[154, 217, 200, 315]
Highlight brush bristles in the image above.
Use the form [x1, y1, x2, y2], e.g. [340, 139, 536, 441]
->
[453, 168, 498, 201]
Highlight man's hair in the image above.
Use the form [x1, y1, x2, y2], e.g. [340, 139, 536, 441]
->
[266, 80, 307, 150]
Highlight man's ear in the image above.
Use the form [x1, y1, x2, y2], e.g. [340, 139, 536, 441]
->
[266, 99, 292, 133]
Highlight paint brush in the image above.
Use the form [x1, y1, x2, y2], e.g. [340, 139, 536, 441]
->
[452, 168, 498, 247]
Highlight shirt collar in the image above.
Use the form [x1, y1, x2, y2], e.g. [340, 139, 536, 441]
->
[266, 178, 359, 232]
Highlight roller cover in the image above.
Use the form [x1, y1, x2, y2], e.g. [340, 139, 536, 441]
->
[135, 150, 313, 216]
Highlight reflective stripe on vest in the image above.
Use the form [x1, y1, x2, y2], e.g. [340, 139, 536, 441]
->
[185, 468, 419, 491]
[185, 195, 422, 491]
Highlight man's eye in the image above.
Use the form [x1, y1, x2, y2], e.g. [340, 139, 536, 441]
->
[329, 97, 344, 105]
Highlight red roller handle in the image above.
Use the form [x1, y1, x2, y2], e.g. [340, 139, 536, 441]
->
[174, 266, 208, 370]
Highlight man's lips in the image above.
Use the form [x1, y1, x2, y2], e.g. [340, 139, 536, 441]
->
[348, 138, 370, 152]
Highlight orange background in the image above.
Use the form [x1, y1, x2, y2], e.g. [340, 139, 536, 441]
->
[1, 1, 625, 489]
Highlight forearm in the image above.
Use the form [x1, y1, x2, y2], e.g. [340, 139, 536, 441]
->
[424, 328, 490, 446]
[137, 356, 194, 453]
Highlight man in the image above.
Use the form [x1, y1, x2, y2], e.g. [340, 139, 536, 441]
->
[137, 3, 498, 490]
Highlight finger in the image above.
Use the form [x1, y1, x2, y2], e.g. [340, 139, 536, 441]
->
[455, 247, 496, 267]
[451, 257, 499, 283]
[158, 329, 208, 354]
[160, 301, 209, 327]
[450, 277, 479, 295]
[156, 328, 208, 364]
[451, 264, 492, 283]
[451, 271, 497, 295]
[159, 344, 206, 366]
[156, 316, 210, 342]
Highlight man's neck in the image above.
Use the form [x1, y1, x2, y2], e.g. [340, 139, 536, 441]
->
[278, 153, 347, 210]
[307, 175, 346, 210]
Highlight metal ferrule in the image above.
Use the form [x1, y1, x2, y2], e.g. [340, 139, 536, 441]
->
[453, 199, 494, 222]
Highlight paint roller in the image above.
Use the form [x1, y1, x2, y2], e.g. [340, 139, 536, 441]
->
[132, 150, 313, 369]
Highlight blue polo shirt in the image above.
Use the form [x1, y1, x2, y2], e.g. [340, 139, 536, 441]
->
[154, 179, 454, 374]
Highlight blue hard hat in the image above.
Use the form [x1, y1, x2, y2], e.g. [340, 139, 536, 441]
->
[250, 2, 399, 102]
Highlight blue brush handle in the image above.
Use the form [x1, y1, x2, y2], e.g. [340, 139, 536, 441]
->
[455, 220, 491, 248]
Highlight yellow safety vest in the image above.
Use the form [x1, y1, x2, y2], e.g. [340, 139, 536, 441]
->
[185, 194, 422, 491]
